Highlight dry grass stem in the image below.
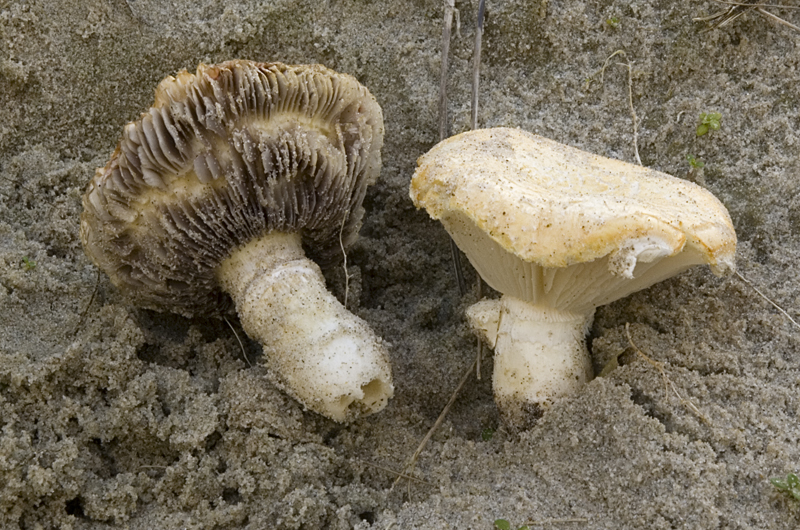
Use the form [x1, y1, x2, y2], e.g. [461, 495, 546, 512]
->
[438, 0, 467, 296]
[339, 209, 351, 308]
[225, 317, 251, 367]
[391, 354, 480, 490]
[124, 0, 136, 17]
[754, 7, 800, 32]
[0, 174, 34, 194]
[471, 0, 487, 379]
[439, 0, 456, 141]
[476, 277, 483, 380]
[735, 271, 800, 330]
[625, 323, 710, 425]
[476, 339, 483, 380]
[353, 459, 433, 486]
[695, 0, 800, 32]
[73, 270, 100, 336]
[525, 517, 590, 526]
[618, 57, 642, 166]
[597, 49, 625, 86]
[470, 0, 485, 130]
[710, 0, 799, 8]
[593, 50, 642, 166]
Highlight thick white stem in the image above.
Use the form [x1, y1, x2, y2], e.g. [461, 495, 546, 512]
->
[217, 232, 393, 422]
[467, 296, 593, 428]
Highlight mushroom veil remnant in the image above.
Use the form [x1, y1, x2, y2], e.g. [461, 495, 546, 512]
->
[81, 60, 392, 422]
[410, 127, 737, 428]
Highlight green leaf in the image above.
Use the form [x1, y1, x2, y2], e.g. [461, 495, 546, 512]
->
[771, 473, 800, 501]
[686, 154, 705, 168]
[481, 428, 495, 441]
[494, 519, 512, 530]
[771, 477, 788, 490]
[697, 112, 722, 136]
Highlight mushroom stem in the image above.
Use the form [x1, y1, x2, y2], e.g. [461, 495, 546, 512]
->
[217, 231, 393, 422]
[467, 296, 594, 428]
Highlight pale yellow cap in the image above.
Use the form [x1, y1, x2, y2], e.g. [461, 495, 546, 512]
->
[411, 127, 737, 314]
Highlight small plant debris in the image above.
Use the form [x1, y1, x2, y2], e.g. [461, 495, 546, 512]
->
[771, 473, 800, 501]
[481, 427, 495, 441]
[606, 16, 620, 28]
[696, 112, 722, 137]
[22, 256, 36, 271]
[686, 154, 705, 169]
[494, 519, 529, 530]
[694, 0, 800, 34]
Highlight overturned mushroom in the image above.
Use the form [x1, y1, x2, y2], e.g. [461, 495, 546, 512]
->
[411, 127, 736, 428]
[81, 60, 392, 422]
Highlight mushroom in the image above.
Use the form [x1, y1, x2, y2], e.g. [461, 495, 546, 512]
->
[81, 60, 393, 422]
[410, 127, 736, 428]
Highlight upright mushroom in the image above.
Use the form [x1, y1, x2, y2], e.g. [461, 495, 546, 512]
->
[410, 127, 736, 428]
[81, 60, 392, 422]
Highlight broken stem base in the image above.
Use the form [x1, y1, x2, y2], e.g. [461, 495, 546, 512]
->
[217, 231, 393, 422]
[467, 296, 594, 429]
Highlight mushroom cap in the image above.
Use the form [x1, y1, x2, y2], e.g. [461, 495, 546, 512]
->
[81, 60, 384, 316]
[411, 127, 737, 314]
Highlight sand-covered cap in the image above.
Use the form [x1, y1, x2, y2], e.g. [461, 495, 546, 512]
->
[411, 127, 736, 315]
[81, 60, 384, 316]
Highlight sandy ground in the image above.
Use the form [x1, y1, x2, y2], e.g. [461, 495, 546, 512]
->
[1, 0, 800, 528]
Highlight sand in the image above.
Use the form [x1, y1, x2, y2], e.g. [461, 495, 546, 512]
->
[1, 0, 799, 528]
